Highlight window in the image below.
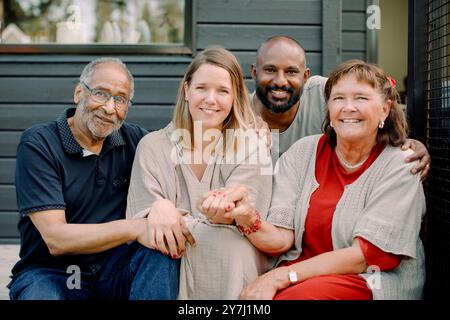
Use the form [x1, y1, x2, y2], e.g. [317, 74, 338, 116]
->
[0, 0, 193, 53]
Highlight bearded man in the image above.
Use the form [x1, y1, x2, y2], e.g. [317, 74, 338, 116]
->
[251, 35, 430, 179]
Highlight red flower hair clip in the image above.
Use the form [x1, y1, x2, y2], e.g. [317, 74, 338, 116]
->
[387, 76, 396, 89]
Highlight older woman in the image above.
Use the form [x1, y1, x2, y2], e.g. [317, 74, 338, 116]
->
[218, 60, 426, 299]
[126, 46, 273, 299]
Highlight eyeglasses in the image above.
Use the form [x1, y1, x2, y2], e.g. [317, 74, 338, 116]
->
[80, 81, 132, 113]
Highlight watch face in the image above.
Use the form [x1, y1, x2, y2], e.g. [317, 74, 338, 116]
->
[288, 270, 298, 283]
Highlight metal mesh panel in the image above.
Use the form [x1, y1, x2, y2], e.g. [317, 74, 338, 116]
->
[425, 0, 450, 295]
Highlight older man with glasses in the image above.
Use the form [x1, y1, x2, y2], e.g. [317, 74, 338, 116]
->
[8, 57, 185, 300]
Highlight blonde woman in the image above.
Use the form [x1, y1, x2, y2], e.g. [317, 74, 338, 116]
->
[126, 46, 273, 299]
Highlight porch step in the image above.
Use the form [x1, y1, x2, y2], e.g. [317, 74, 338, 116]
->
[0, 245, 19, 300]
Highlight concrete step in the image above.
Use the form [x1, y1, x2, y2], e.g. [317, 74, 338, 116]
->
[0, 245, 20, 300]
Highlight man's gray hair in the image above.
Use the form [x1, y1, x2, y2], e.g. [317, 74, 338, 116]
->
[79, 57, 135, 100]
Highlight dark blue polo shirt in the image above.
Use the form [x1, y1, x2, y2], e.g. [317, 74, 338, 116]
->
[12, 108, 148, 277]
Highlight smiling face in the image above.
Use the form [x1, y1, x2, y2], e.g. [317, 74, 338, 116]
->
[184, 63, 234, 131]
[328, 73, 391, 147]
[252, 38, 309, 114]
[74, 62, 131, 139]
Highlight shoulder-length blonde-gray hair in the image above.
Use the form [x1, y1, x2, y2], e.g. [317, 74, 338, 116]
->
[173, 46, 256, 148]
[322, 59, 408, 147]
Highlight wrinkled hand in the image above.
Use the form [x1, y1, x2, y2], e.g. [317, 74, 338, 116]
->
[240, 269, 285, 300]
[227, 187, 259, 229]
[401, 138, 430, 181]
[138, 199, 195, 258]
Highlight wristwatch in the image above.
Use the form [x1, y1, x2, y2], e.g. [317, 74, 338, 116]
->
[288, 269, 299, 284]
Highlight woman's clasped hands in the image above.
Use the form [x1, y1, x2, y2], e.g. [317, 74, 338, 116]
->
[197, 185, 258, 230]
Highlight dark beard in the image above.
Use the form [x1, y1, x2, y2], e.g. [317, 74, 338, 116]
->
[255, 82, 301, 114]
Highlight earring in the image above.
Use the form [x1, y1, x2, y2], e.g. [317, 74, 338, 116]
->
[378, 121, 385, 129]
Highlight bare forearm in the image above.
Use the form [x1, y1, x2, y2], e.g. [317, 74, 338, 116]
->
[246, 222, 293, 256]
[272, 245, 368, 291]
[294, 245, 367, 280]
[47, 219, 145, 256]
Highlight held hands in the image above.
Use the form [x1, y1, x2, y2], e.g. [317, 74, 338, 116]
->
[401, 138, 431, 181]
[197, 189, 235, 224]
[137, 199, 195, 258]
[198, 185, 259, 230]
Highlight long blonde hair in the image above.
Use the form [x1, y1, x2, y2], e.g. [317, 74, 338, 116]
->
[173, 46, 256, 150]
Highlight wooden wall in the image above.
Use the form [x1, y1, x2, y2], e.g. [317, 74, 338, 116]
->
[0, 0, 374, 243]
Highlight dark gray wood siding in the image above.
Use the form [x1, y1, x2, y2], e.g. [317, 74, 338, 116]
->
[0, 0, 374, 243]
[342, 0, 371, 62]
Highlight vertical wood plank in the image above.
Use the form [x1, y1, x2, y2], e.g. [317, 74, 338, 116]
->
[322, 0, 342, 76]
[366, 0, 379, 63]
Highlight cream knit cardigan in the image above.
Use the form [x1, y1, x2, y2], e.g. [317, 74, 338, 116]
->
[268, 134, 426, 300]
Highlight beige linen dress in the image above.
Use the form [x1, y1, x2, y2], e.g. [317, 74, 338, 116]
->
[126, 122, 275, 299]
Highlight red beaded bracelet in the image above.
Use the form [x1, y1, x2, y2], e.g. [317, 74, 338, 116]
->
[236, 210, 262, 235]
